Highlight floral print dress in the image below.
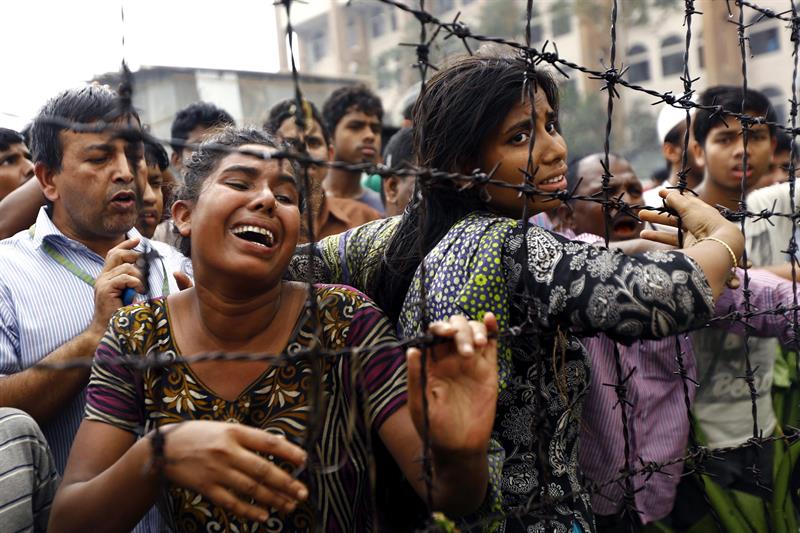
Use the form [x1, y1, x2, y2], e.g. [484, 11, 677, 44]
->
[85, 284, 408, 532]
[288, 212, 714, 532]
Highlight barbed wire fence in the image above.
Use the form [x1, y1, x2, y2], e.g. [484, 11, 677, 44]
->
[17, 0, 800, 530]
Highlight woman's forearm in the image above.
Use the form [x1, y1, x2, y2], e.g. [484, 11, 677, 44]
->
[49, 435, 161, 533]
[681, 227, 744, 300]
[430, 448, 489, 516]
[0, 177, 44, 239]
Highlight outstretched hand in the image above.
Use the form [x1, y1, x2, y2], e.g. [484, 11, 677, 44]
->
[640, 189, 745, 292]
[406, 313, 498, 456]
[639, 189, 742, 252]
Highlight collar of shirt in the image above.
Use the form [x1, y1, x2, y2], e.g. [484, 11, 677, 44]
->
[318, 196, 353, 229]
[30, 206, 146, 257]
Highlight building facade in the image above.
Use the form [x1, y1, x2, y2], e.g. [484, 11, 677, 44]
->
[278, 0, 796, 138]
[96, 66, 361, 143]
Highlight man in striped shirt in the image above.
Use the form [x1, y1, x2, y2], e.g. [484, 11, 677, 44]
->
[0, 86, 188, 529]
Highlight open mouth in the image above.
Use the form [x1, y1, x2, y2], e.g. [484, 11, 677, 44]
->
[110, 191, 136, 209]
[230, 224, 275, 248]
[731, 166, 753, 180]
[138, 210, 159, 223]
[536, 174, 566, 192]
[612, 217, 640, 238]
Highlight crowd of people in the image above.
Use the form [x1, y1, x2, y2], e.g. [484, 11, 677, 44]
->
[0, 46, 798, 533]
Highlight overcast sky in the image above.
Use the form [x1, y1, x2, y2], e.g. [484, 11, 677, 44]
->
[0, 0, 280, 130]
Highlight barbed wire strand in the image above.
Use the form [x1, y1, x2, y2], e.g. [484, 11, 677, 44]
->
[18, 0, 800, 530]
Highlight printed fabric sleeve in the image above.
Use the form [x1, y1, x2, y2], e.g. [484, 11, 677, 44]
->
[84, 306, 147, 434]
[341, 293, 408, 431]
[286, 217, 400, 291]
[0, 284, 21, 376]
[505, 224, 715, 344]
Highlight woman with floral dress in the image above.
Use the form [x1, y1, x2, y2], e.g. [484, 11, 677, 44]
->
[48, 127, 500, 532]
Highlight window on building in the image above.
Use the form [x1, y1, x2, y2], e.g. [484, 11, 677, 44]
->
[309, 31, 326, 63]
[370, 8, 385, 38]
[696, 32, 705, 69]
[660, 34, 683, 77]
[748, 14, 781, 56]
[346, 17, 358, 49]
[762, 86, 785, 124]
[377, 56, 391, 89]
[376, 52, 400, 89]
[550, 4, 572, 37]
[626, 43, 651, 83]
[530, 6, 544, 43]
[389, 7, 398, 31]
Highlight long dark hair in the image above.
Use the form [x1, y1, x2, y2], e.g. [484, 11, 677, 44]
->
[371, 53, 561, 322]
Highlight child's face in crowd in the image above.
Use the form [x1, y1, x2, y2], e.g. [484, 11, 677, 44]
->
[693, 114, 775, 194]
[331, 108, 381, 165]
[0, 142, 34, 200]
[479, 91, 568, 218]
[136, 164, 165, 238]
[173, 145, 300, 287]
[752, 148, 793, 190]
[569, 155, 644, 241]
[275, 116, 330, 184]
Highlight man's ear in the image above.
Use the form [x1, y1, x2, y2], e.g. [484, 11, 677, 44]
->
[553, 203, 574, 231]
[171, 200, 193, 237]
[35, 163, 59, 203]
[662, 142, 682, 165]
[170, 150, 183, 171]
[384, 176, 400, 205]
[690, 139, 705, 169]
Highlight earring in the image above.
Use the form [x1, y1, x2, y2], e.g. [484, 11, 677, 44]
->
[479, 187, 492, 203]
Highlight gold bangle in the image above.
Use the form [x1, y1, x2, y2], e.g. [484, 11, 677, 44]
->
[693, 236, 738, 270]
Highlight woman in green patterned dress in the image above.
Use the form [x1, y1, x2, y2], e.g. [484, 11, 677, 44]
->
[288, 52, 745, 532]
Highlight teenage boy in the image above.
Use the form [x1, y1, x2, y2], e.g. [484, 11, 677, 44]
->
[644, 104, 704, 206]
[752, 130, 796, 190]
[665, 85, 792, 529]
[265, 99, 380, 241]
[321, 84, 385, 214]
[169, 101, 235, 171]
[381, 127, 415, 217]
[0, 128, 34, 201]
[136, 138, 174, 239]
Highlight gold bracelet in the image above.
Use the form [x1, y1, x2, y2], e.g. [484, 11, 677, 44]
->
[693, 236, 738, 270]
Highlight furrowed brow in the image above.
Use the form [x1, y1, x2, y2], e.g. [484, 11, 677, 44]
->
[221, 164, 261, 177]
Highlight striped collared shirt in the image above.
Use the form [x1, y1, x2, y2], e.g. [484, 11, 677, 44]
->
[0, 206, 190, 474]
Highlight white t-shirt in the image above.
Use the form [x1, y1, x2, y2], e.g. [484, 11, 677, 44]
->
[692, 182, 799, 447]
